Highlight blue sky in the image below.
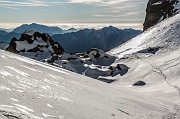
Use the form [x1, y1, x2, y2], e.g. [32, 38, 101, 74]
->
[0, 0, 148, 23]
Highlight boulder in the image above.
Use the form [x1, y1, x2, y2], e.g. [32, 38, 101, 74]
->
[133, 81, 146, 86]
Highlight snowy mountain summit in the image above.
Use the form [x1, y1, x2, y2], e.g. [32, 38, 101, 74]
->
[6, 30, 64, 61]
[143, 0, 180, 31]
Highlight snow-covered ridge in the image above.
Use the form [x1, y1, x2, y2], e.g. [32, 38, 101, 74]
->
[110, 13, 180, 58]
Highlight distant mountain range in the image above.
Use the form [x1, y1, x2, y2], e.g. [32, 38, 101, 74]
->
[0, 23, 78, 43]
[52, 26, 142, 52]
[0, 24, 142, 52]
[12, 23, 78, 35]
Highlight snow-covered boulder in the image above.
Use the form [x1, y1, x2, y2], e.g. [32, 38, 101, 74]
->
[49, 48, 126, 80]
[6, 30, 64, 61]
[86, 48, 116, 66]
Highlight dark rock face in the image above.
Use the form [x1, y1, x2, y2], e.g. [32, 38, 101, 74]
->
[6, 37, 18, 53]
[143, 0, 180, 31]
[6, 30, 64, 60]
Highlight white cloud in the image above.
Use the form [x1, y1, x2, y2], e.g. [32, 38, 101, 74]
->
[114, 10, 144, 17]
[70, 0, 102, 4]
[93, 14, 113, 17]
[0, 0, 48, 7]
[4, 6, 19, 9]
[70, 0, 129, 4]
[0, 0, 147, 23]
[0, 0, 69, 8]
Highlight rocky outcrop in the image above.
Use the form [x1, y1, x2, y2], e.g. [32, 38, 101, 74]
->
[47, 48, 128, 80]
[143, 0, 180, 31]
[6, 30, 64, 60]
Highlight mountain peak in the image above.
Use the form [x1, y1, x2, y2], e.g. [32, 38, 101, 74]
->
[11, 23, 78, 36]
[102, 26, 119, 30]
[12, 23, 63, 35]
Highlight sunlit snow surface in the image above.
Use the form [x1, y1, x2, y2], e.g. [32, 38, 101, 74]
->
[107, 14, 180, 118]
[0, 49, 179, 119]
[109, 14, 180, 58]
[1, 14, 180, 118]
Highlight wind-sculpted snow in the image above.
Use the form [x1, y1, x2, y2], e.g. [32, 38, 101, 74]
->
[0, 49, 175, 119]
[110, 13, 180, 58]
[107, 13, 180, 119]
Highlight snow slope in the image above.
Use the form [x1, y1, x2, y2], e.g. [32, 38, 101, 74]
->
[109, 13, 180, 58]
[104, 13, 180, 119]
[109, 13, 180, 87]
[0, 49, 179, 119]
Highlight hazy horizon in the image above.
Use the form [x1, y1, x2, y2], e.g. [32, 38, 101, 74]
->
[0, 0, 148, 25]
[0, 22, 143, 31]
